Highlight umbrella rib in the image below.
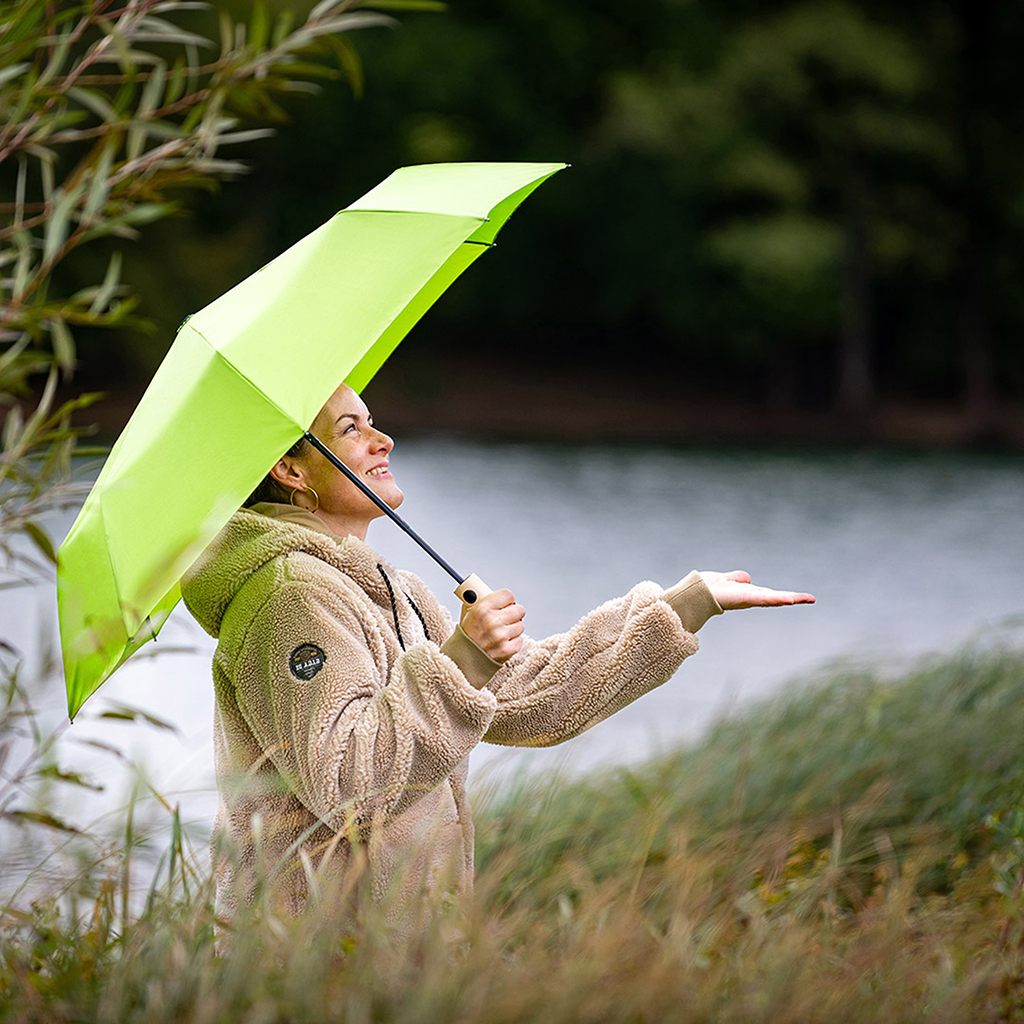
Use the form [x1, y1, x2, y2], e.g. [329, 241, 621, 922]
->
[302, 431, 466, 586]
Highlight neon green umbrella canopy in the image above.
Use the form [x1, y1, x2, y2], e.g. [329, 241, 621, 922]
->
[57, 161, 566, 718]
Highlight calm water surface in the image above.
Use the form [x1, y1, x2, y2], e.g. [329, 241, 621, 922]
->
[6, 441, 1023, 831]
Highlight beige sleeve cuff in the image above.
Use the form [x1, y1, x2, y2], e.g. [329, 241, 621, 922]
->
[440, 624, 502, 690]
[662, 570, 724, 633]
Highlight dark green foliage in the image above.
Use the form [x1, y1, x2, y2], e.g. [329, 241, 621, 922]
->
[162, 0, 1024, 421]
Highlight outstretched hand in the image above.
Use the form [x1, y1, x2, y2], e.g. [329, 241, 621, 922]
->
[460, 588, 526, 662]
[700, 570, 815, 611]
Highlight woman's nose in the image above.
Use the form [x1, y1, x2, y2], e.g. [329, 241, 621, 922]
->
[372, 429, 393, 452]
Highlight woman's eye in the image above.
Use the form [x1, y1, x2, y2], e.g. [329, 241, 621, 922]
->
[343, 423, 357, 434]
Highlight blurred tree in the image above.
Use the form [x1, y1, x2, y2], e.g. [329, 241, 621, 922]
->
[39, 0, 1024, 429]
[599, 1, 957, 418]
[941, 0, 1024, 433]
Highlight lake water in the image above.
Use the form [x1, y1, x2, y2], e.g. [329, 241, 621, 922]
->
[4, 440, 1024, 838]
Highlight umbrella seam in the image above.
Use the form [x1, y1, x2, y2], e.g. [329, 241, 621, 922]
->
[185, 322, 304, 432]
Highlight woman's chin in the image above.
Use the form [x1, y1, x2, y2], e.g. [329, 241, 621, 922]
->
[381, 485, 404, 510]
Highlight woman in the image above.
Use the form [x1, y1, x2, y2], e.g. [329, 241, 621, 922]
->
[181, 383, 814, 932]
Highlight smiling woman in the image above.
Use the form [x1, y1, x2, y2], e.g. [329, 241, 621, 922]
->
[181, 383, 814, 946]
[258, 387, 405, 540]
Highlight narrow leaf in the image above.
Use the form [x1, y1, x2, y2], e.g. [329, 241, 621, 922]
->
[36, 764, 104, 791]
[250, 0, 270, 52]
[272, 8, 295, 46]
[3, 405, 25, 451]
[67, 85, 118, 124]
[99, 703, 181, 734]
[216, 128, 276, 145]
[48, 316, 75, 373]
[89, 251, 123, 315]
[13, 154, 27, 229]
[0, 62, 31, 88]
[11, 232, 33, 299]
[4, 810, 81, 834]
[309, 0, 344, 19]
[166, 56, 186, 105]
[37, 25, 74, 88]
[39, 149, 55, 202]
[66, 737, 127, 761]
[42, 182, 84, 265]
[82, 140, 116, 222]
[23, 521, 58, 564]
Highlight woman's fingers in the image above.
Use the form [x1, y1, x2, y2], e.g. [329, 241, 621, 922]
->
[701, 571, 816, 611]
[461, 589, 526, 661]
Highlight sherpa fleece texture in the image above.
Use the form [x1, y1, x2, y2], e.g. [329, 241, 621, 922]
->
[181, 505, 708, 926]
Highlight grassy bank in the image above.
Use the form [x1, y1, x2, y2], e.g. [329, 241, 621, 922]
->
[2, 646, 1023, 1022]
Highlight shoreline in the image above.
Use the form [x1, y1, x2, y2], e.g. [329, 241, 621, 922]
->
[363, 358, 1024, 452]
[70, 357, 1024, 451]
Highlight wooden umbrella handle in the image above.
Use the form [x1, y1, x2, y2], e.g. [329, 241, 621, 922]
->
[454, 573, 492, 609]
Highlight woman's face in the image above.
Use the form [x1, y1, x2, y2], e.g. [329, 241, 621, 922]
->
[273, 383, 403, 540]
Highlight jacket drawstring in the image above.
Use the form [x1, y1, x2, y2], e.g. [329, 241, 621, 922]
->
[376, 563, 430, 651]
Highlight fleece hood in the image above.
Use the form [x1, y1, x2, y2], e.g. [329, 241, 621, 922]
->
[181, 504, 397, 638]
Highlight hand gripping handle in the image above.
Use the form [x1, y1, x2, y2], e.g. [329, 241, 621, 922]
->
[454, 573, 492, 608]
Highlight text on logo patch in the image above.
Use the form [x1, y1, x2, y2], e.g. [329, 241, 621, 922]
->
[289, 643, 326, 681]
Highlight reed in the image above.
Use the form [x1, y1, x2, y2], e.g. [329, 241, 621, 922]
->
[2, 644, 1023, 1022]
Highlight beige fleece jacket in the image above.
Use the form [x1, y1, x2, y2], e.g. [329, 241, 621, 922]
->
[180, 504, 720, 929]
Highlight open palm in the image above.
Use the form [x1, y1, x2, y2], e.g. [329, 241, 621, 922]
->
[700, 570, 815, 611]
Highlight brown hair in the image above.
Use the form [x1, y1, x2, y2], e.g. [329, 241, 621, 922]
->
[243, 435, 311, 507]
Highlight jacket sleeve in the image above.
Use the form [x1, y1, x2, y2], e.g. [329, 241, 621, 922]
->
[483, 582, 699, 747]
[231, 579, 497, 831]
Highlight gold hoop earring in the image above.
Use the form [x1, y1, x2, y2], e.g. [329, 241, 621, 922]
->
[289, 486, 319, 514]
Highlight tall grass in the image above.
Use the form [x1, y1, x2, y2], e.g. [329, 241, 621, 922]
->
[2, 645, 1023, 1023]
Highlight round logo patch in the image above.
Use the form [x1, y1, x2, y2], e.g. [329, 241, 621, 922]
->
[289, 643, 326, 681]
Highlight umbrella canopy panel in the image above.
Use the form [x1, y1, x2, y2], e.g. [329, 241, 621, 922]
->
[58, 161, 565, 718]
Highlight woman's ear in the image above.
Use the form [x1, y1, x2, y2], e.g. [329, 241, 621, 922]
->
[269, 456, 304, 491]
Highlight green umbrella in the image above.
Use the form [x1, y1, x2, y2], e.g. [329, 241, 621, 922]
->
[57, 161, 566, 719]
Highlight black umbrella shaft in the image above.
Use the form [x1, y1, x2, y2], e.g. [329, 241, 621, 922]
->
[303, 431, 465, 585]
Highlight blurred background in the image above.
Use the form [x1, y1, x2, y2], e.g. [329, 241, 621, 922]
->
[63, 0, 1024, 447]
[3, 0, 1024, 825]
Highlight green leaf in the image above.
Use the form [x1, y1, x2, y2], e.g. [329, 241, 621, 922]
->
[3, 404, 25, 452]
[309, 0, 343, 19]
[250, 0, 270, 52]
[11, 230, 33, 300]
[127, 15, 212, 48]
[22, 521, 57, 563]
[0, 62, 31, 88]
[165, 56, 186, 106]
[67, 85, 119, 124]
[98, 703, 180, 734]
[272, 9, 296, 47]
[6, 63, 37, 124]
[36, 764, 104, 791]
[82, 139, 117, 222]
[218, 9, 233, 58]
[127, 61, 167, 161]
[80, 201, 178, 243]
[48, 316, 75, 373]
[67, 737, 127, 761]
[42, 180, 87, 265]
[37, 24, 74, 88]
[4, 809, 81, 834]
[38, 147, 55, 202]
[324, 34, 363, 96]
[88, 250, 123, 316]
